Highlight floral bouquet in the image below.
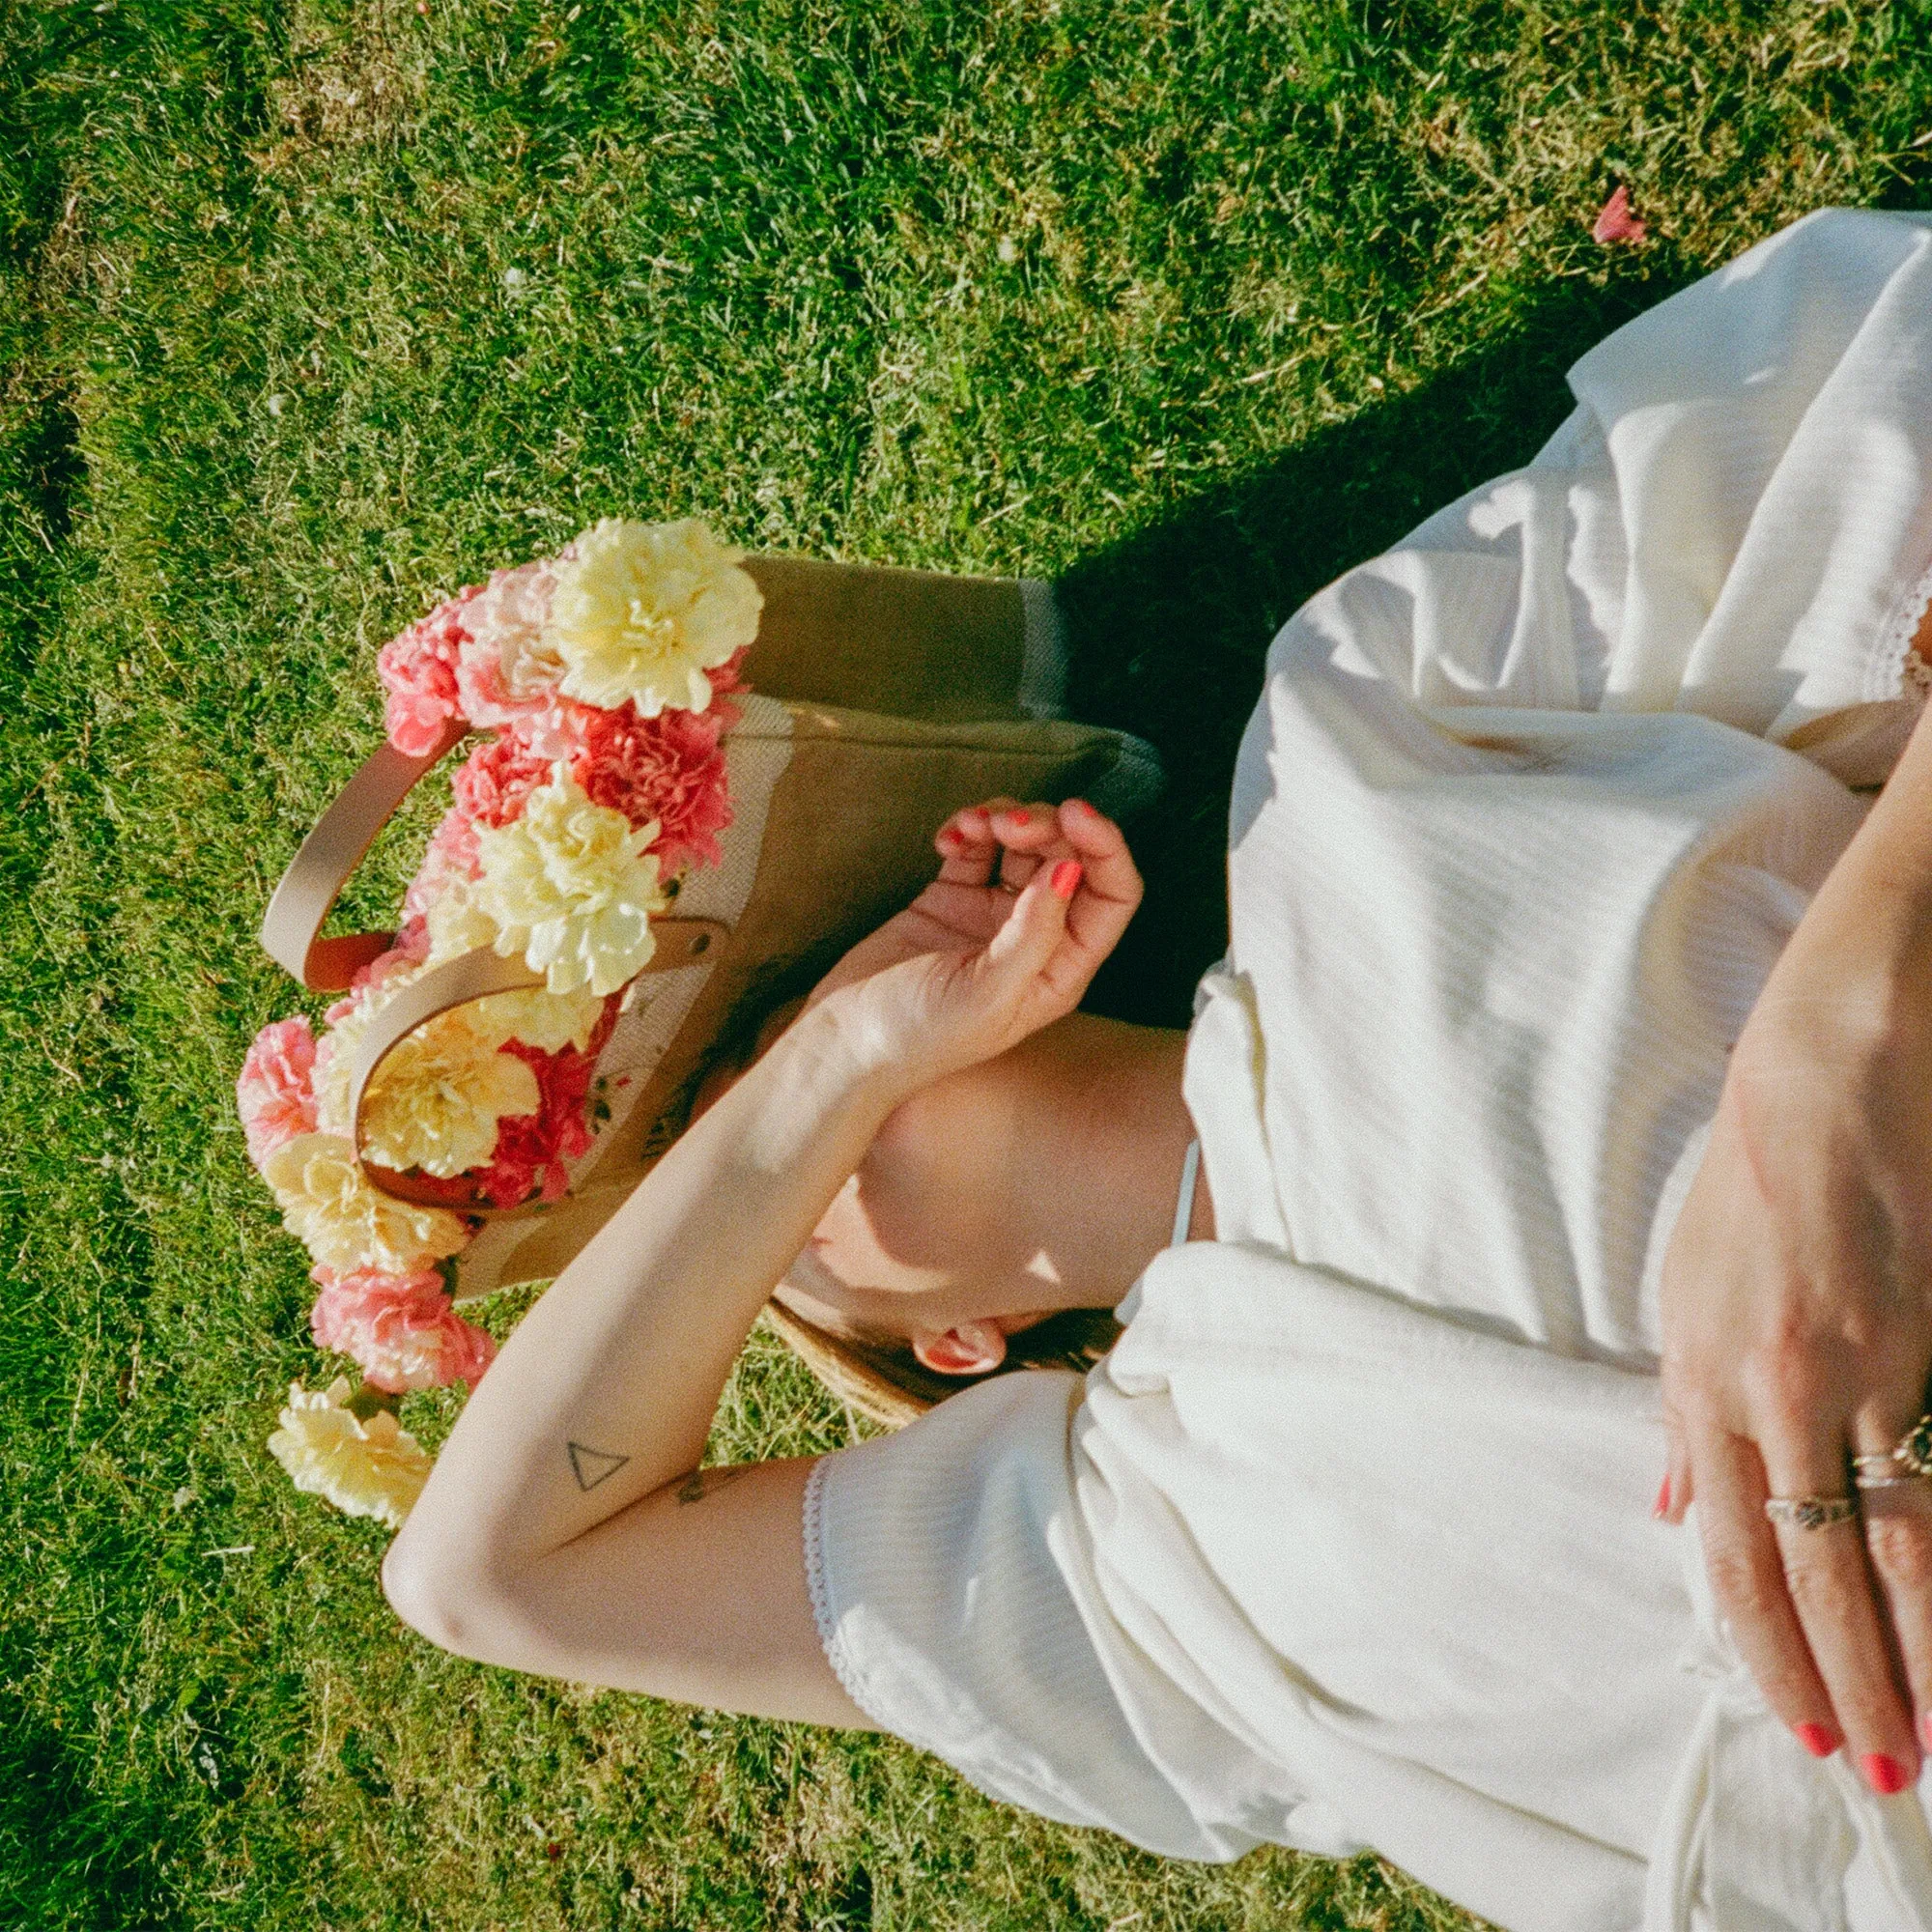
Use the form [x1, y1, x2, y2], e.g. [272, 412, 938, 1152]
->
[240, 518, 762, 1530]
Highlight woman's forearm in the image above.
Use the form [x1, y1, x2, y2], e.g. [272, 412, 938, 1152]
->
[384, 996, 909, 1595]
[1762, 687, 1932, 1017]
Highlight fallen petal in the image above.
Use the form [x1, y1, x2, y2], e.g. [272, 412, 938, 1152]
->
[1592, 185, 1647, 245]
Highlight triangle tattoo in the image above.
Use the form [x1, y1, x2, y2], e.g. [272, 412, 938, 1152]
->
[566, 1440, 631, 1492]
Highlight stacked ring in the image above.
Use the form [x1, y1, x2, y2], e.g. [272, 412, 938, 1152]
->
[1853, 1453, 1921, 1492]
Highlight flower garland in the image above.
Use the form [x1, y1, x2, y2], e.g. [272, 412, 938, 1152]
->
[243, 518, 760, 1530]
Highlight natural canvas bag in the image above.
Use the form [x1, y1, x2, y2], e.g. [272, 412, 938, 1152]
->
[260, 553, 1161, 1301]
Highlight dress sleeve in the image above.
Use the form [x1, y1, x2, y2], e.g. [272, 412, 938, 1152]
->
[803, 1369, 1349, 1862]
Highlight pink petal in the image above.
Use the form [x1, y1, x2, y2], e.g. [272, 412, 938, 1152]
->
[1591, 185, 1646, 246]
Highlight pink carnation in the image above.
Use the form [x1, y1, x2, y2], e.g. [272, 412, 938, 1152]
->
[566, 700, 734, 873]
[376, 588, 479, 756]
[401, 807, 483, 924]
[309, 1265, 497, 1392]
[451, 731, 554, 829]
[237, 1016, 318, 1167]
[453, 560, 561, 732]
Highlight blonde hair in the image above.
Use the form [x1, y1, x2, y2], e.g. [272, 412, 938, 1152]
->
[761, 1293, 1122, 1430]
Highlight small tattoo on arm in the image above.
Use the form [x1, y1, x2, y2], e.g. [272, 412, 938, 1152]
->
[566, 1441, 631, 1492]
[674, 1465, 749, 1505]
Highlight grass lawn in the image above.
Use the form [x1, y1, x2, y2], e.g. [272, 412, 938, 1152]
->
[5, 1, 1930, 1926]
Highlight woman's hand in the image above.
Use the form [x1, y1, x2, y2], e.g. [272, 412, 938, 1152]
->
[1659, 873, 1932, 1792]
[810, 796, 1143, 1089]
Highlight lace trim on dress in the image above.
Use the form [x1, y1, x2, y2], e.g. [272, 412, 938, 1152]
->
[801, 1457, 880, 1720]
[1871, 555, 1932, 703]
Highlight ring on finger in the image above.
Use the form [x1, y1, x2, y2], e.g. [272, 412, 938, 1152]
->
[1853, 1452, 1932, 1492]
[1890, 1412, 1932, 1480]
[1764, 1494, 1861, 1531]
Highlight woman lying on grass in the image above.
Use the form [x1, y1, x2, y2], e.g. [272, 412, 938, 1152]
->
[383, 208, 1932, 1930]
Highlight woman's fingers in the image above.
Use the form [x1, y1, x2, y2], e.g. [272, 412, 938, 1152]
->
[930, 798, 1139, 1004]
[933, 799, 1021, 887]
[1748, 1407, 1922, 1788]
[981, 855, 1076, 986]
[1048, 798, 1142, 982]
[1856, 1401, 1932, 1763]
[1690, 1431, 1843, 1755]
[934, 800, 1070, 892]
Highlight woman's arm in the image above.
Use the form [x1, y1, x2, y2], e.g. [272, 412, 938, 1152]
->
[381, 995, 906, 1720]
[1661, 669, 1932, 1790]
[381, 799, 1140, 1719]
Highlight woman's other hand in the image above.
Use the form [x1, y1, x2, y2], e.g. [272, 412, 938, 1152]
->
[810, 797, 1143, 1086]
[1659, 847, 1932, 1794]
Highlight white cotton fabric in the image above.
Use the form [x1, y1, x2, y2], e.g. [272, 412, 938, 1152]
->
[804, 208, 1932, 1930]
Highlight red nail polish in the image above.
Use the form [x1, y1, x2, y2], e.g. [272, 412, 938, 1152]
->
[1652, 1475, 1671, 1520]
[1065, 797, 1094, 816]
[1794, 1722, 1837, 1759]
[1862, 1752, 1912, 1795]
[1050, 860, 1083, 900]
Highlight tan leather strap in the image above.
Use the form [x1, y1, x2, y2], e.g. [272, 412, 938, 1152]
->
[260, 717, 469, 990]
[349, 919, 729, 1209]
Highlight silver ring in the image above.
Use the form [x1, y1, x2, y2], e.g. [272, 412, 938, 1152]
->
[1853, 1452, 1927, 1492]
[1765, 1495, 1860, 1531]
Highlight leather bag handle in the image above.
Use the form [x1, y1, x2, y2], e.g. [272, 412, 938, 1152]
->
[261, 722, 733, 1208]
[347, 918, 729, 1209]
[259, 718, 471, 991]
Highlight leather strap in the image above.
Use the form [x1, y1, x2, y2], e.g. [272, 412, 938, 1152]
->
[260, 721, 736, 1209]
[260, 717, 470, 989]
[349, 918, 729, 1208]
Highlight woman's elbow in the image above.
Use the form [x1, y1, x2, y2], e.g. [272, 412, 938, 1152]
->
[381, 1526, 490, 1659]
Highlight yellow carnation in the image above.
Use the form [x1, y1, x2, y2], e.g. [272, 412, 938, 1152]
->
[263, 1133, 469, 1274]
[471, 771, 669, 996]
[314, 975, 545, 1179]
[268, 1378, 431, 1530]
[363, 1016, 538, 1178]
[546, 517, 761, 717]
[469, 981, 606, 1054]
[423, 867, 501, 966]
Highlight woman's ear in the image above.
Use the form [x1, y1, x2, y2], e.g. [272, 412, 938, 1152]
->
[911, 1320, 1009, 1377]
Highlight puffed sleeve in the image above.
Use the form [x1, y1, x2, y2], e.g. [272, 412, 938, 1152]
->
[803, 1370, 1358, 1863]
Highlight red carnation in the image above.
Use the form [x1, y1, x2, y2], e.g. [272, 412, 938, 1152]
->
[468, 1004, 615, 1207]
[567, 700, 735, 874]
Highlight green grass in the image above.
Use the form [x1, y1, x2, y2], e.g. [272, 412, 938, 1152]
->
[4, 0, 1930, 1925]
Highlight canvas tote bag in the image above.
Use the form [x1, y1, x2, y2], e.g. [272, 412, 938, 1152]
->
[260, 554, 1161, 1300]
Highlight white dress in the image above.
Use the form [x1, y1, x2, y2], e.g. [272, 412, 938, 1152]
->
[802, 208, 1932, 1932]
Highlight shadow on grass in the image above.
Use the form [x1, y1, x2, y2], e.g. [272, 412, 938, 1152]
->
[1059, 271, 1684, 1029]
[0, 1690, 173, 1932]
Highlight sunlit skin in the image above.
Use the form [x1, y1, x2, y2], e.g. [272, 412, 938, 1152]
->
[696, 803, 1213, 1377]
[382, 793, 1212, 1726]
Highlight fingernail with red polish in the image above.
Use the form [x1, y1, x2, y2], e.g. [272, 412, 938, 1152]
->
[1051, 861, 1083, 900]
[1652, 1475, 1671, 1520]
[1862, 1752, 1912, 1795]
[1794, 1723, 1837, 1759]
[1921, 1711, 1932, 1754]
[1065, 797, 1094, 817]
